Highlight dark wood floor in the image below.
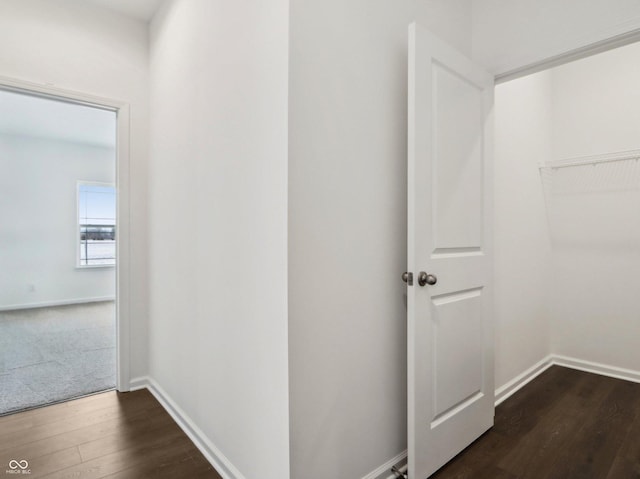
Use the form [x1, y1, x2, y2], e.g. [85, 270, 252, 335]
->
[2, 367, 638, 479]
[432, 366, 640, 479]
[0, 389, 222, 478]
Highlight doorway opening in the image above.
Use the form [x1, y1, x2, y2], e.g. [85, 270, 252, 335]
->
[0, 84, 128, 415]
[494, 39, 640, 388]
[406, 26, 640, 478]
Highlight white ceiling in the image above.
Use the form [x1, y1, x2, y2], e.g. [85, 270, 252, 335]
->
[0, 89, 116, 148]
[82, 0, 164, 22]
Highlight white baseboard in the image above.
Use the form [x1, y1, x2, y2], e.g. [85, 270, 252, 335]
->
[129, 376, 246, 479]
[553, 355, 640, 384]
[494, 355, 554, 406]
[494, 354, 640, 408]
[361, 450, 407, 479]
[128, 376, 148, 392]
[0, 296, 115, 312]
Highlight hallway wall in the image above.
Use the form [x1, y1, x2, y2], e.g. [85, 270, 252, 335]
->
[149, 1, 290, 478]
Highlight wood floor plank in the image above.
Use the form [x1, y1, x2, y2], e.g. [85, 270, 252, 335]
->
[608, 393, 640, 479]
[0, 403, 160, 465]
[546, 379, 639, 479]
[0, 390, 221, 479]
[0, 390, 158, 437]
[431, 431, 517, 479]
[103, 444, 222, 479]
[493, 366, 582, 439]
[606, 457, 640, 479]
[432, 366, 640, 479]
[0, 400, 161, 443]
[39, 435, 194, 479]
[27, 446, 82, 478]
[0, 394, 160, 451]
[77, 409, 175, 462]
[497, 372, 616, 478]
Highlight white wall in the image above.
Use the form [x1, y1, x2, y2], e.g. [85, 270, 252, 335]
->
[288, 1, 473, 478]
[551, 41, 640, 160]
[288, 2, 408, 477]
[415, 0, 472, 58]
[472, 0, 640, 76]
[0, 0, 150, 379]
[0, 133, 115, 309]
[149, 2, 290, 479]
[547, 42, 640, 371]
[493, 73, 553, 389]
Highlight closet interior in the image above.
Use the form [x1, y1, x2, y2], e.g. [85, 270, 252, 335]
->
[494, 40, 640, 388]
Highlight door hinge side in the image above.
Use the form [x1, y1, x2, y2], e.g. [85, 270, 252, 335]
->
[402, 272, 413, 286]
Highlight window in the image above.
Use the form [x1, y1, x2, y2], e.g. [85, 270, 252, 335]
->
[78, 182, 116, 267]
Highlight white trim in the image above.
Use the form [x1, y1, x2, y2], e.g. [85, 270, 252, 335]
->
[74, 264, 116, 270]
[361, 451, 407, 479]
[0, 75, 132, 393]
[0, 296, 115, 312]
[493, 354, 640, 408]
[133, 377, 246, 479]
[115, 103, 131, 392]
[496, 26, 640, 84]
[0, 76, 126, 111]
[494, 356, 554, 406]
[553, 355, 640, 384]
[128, 376, 149, 392]
[539, 148, 640, 170]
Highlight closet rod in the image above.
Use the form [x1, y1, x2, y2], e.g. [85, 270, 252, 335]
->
[539, 149, 640, 170]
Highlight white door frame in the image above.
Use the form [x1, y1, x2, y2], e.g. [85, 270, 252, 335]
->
[495, 28, 640, 83]
[0, 75, 132, 392]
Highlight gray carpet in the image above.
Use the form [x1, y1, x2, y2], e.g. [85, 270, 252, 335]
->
[0, 301, 115, 415]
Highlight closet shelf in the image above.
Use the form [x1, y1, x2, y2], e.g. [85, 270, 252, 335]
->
[539, 149, 640, 170]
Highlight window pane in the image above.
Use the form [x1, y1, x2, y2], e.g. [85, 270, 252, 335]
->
[78, 183, 116, 266]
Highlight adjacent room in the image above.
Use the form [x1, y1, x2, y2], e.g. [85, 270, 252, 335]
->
[0, 89, 117, 415]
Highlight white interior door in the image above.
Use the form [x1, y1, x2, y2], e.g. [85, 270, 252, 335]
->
[407, 23, 494, 479]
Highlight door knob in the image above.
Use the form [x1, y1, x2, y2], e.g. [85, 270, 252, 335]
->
[402, 272, 413, 286]
[418, 272, 437, 286]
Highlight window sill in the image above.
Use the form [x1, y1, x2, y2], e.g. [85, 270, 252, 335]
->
[76, 264, 116, 270]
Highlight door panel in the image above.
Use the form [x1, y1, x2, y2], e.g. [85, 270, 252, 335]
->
[432, 63, 484, 251]
[431, 289, 484, 422]
[408, 22, 494, 479]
